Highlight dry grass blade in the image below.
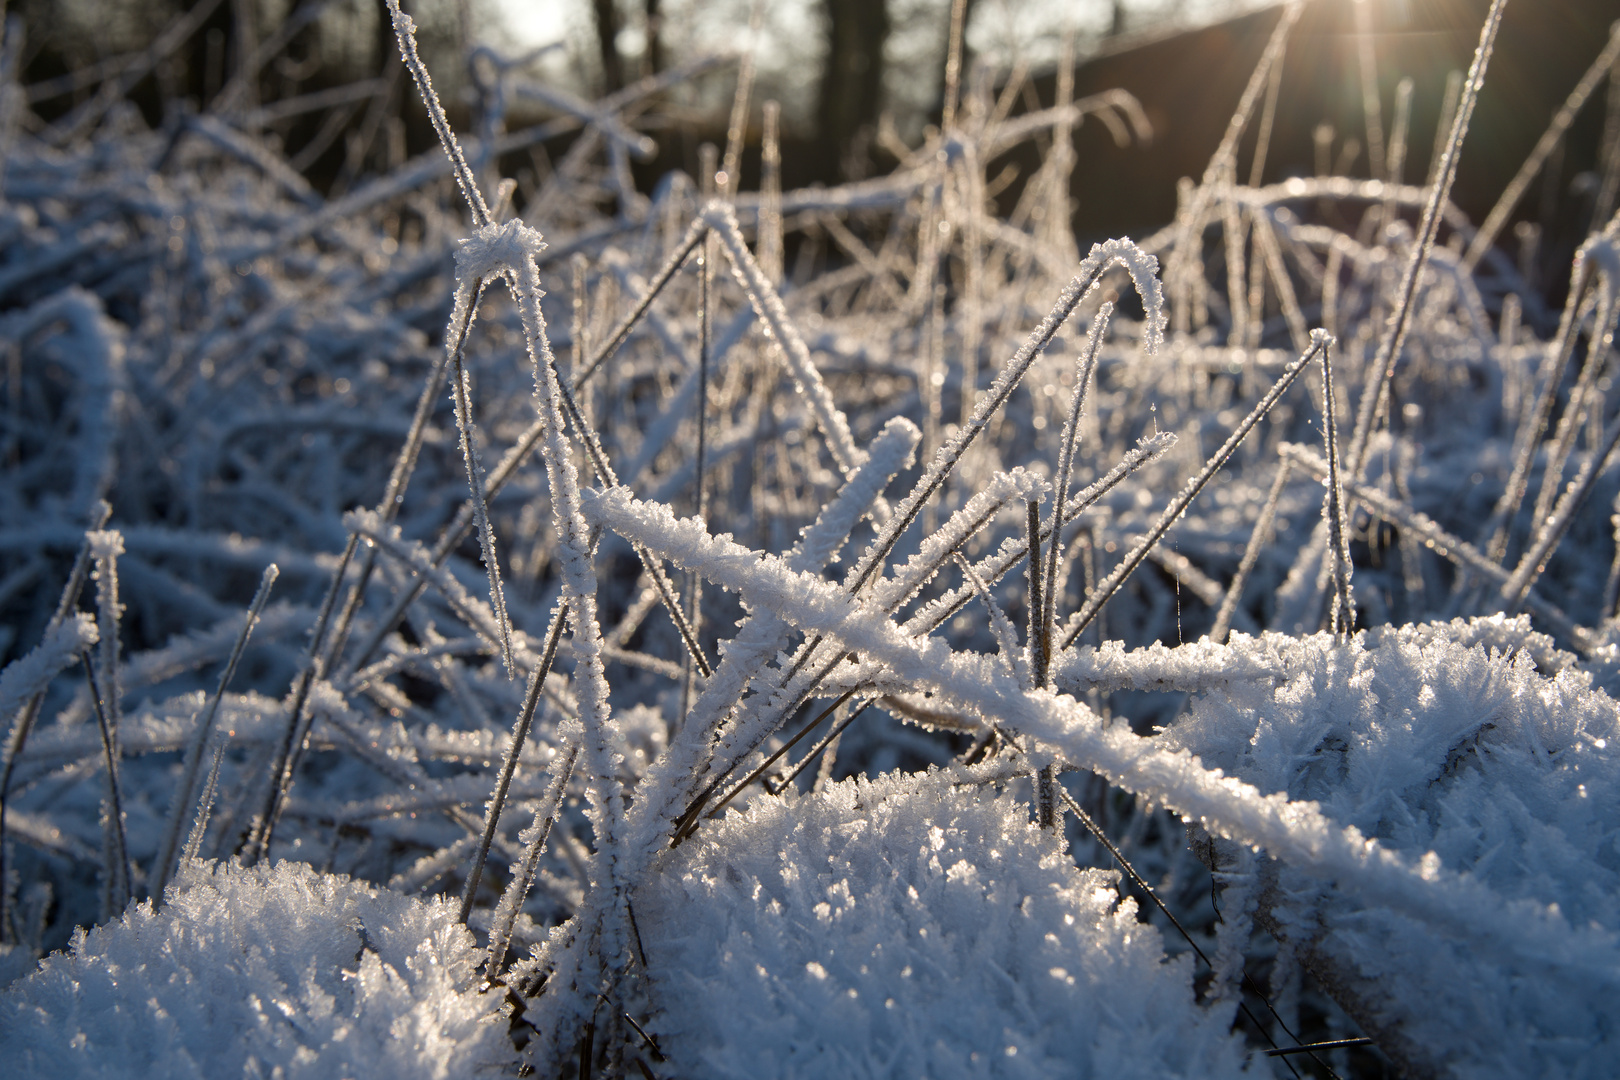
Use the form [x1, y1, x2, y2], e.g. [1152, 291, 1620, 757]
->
[1463, 22, 1620, 273]
[1281, 442, 1594, 652]
[154, 564, 279, 901]
[1483, 267, 1597, 563]
[81, 655, 130, 916]
[1026, 499, 1049, 689]
[1319, 335, 1354, 637]
[1064, 333, 1330, 648]
[1347, 0, 1508, 476]
[460, 600, 569, 925]
[573, 221, 708, 390]
[485, 741, 579, 977]
[1055, 786, 1328, 1079]
[772, 698, 877, 792]
[448, 291, 516, 679]
[703, 689, 857, 823]
[1041, 302, 1109, 662]
[1211, 461, 1291, 643]
[384, 0, 489, 226]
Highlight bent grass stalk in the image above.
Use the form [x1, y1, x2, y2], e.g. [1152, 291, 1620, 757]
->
[1041, 303, 1109, 673]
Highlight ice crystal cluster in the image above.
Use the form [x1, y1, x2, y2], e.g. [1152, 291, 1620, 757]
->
[4, 0, 1620, 1076]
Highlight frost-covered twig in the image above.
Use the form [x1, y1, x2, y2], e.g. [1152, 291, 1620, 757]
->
[486, 739, 579, 978]
[625, 417, 917, 861]
[591, 486, 1620, 983]
[702, 201, 866, 480]
[384, 0, 489, 227]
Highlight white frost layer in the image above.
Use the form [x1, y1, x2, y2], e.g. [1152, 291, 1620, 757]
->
[636, 770, 1260, 1079]
[0, 860, 511, 1080]
[1163, 618, 1620, 1077]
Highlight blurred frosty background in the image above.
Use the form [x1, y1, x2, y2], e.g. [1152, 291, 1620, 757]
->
[13, 0, 1618, 296]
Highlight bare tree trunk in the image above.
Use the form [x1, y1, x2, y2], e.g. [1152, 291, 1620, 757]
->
[643, 0, 663, 77]
[593, 0, 625, 94]
[818, 0, 888, 179]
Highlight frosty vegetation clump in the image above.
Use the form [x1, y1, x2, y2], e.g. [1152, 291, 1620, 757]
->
[636, 770, 1253, 1080]
[4, 0, 1620, 1075]
[1166, 618, 1620, 1077]
[1, 860, 507, 1078]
